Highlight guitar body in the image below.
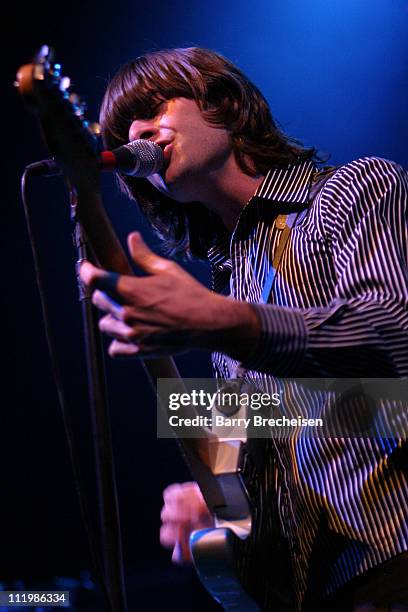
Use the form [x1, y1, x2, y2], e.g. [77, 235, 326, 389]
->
[191, 528, 261, 611]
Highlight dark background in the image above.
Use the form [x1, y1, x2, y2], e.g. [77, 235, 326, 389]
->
[3, 0, 408, 609]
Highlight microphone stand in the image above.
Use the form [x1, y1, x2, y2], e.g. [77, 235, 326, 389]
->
[70, 184, 127, 612]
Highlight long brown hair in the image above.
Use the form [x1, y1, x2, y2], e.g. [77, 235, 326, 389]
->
[100, 47, 319, 259]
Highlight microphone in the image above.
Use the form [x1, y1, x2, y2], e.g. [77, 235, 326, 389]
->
[25, 139, 164, 178]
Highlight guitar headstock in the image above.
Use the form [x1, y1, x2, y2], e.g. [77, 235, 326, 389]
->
[16, 45, 96, 121]
[16, 45, 101, 190]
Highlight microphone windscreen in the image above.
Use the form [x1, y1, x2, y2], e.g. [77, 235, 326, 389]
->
[122, 139, 164, 177]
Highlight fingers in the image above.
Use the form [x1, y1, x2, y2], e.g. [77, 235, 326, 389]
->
[160, 482, 213, 564]
[97, 308, 190, 358]
[78, 236, 187, 358]
[170, 541, 185, 564]
[128, 232, 172, 274]
[92, 290, 123, 317]
[108, 341, 186, 359]
[80, 234, 173, 295]
[162, 482, 203, 523]
[80, 256, 170, 311]
[160, 526, 192, 564]
[80, 261, 121, 295]
[108, 339, 140, 358]
[99, 314, 133, 340]
[97, 312, 156, 349]
[160, 497, 193, 562]
[159, 523, 182, 550]
[160, 483, 211, 533]
[172, 528, 192, 564]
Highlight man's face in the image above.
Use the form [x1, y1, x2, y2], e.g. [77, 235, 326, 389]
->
[128, 97, 233, 203]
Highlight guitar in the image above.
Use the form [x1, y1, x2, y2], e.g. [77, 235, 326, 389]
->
[16, 46, 261, 611]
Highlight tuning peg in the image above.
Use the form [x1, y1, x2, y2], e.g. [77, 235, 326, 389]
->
[69, 92, 81, 106]
[35, 45, 54, 64]
[68, 92, 87, 117]
[37, 45, 49, 61]
[88, 122, 101, 136]
[59, 76, 71, 92]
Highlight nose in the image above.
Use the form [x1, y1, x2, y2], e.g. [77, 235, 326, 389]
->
[128, 119, 160, 143]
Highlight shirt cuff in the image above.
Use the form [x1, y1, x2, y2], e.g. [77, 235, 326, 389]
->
[242, 304, 308, 375]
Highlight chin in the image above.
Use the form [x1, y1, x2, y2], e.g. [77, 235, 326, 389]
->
[162, 176, 200, 203]
[168, 187, 200, 204]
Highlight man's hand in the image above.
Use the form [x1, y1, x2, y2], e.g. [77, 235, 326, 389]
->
[160, 482, 214, 564]
[79, 232, 260, 359]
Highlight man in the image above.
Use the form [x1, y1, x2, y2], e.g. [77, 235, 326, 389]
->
[79, 48, 408, 610]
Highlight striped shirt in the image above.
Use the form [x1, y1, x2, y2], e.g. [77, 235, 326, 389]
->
[208, 157, 408, 609]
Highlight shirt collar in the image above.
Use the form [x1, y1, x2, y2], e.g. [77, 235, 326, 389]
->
[251, 159, 316, 212]
[207, 159, 316, 268]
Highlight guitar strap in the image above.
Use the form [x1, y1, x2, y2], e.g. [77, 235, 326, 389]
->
[261, 166, 337, 304]
[261, 211, 300, 304]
